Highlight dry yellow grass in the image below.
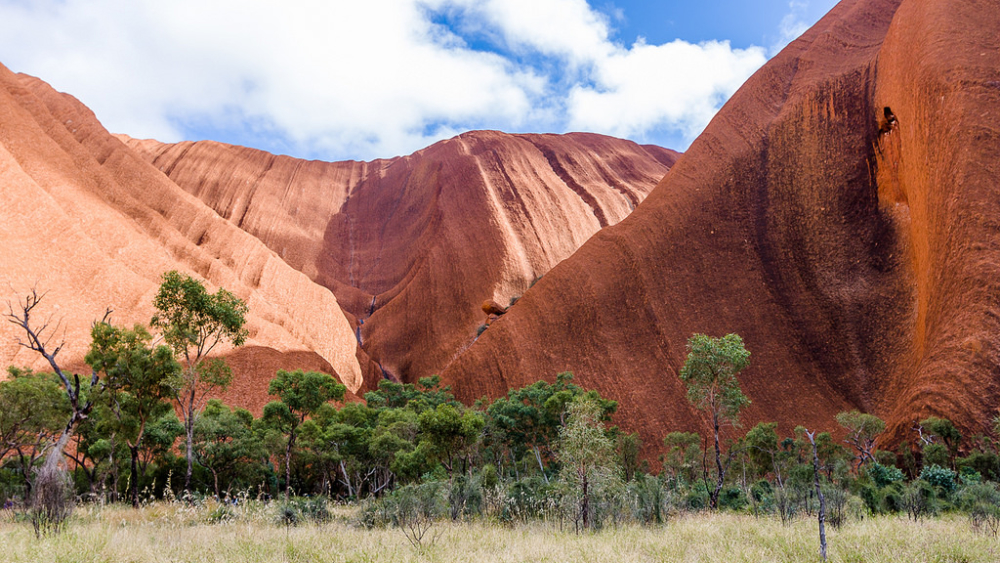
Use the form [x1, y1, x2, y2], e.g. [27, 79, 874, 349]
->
[0, 503, 997, 563]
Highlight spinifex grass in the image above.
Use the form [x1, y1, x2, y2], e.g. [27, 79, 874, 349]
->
[0, 503, 997, 563]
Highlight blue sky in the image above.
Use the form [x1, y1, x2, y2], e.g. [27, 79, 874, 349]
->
[0, 0, 837, 162]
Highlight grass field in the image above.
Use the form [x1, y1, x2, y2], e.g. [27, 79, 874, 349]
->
[1, 502, 997, 563]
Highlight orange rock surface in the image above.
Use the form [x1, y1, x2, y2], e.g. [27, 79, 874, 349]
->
[442, 0, 1000, 448]
[0, 58, 675, 412]
[122, 131, 676, 392]
[0, 63, 362, 411]
[4, 0, 995, 451]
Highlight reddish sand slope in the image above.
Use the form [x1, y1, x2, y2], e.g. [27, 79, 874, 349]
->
[123, 132, 676, 391]
[442, 0, 1000, 448]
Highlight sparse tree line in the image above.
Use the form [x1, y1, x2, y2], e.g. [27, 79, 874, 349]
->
[3, 276, 1000, 549]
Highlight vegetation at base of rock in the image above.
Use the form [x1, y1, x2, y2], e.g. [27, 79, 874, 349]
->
[5, 283, 1000, 559]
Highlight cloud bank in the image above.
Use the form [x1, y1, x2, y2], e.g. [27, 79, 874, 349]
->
[0, 0, 768, 160]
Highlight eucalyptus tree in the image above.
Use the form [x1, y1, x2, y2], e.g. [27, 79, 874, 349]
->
[836, 410, 885, 470]
[86, 322, 181, 507]
[679, 332, 751, 509]
[557, 396, 617, 531]
[0, 368, 68, 500]
[262, 369, 345, 499]
[151, 270, 248, 493]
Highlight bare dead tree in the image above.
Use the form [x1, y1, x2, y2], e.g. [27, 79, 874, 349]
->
[5, 289, 109, 474]
[914, 422, 935, 446]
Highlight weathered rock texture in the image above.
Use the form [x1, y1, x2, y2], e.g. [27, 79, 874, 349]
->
[0, 63, 362, 410]
[0, 58, 675, 410]
[123, 131, 676, 392]
[441, 0, 1000, 448]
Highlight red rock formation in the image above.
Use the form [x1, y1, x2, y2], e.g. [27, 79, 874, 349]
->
[123, 131, 676, 391]
[0, 63, 362, 401]
[442, 0, 1000, 448]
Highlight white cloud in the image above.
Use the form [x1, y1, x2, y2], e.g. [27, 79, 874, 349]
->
[567, 39, 765, 141]
[772, 1, 814, 56]
[0, 0, 770, 160]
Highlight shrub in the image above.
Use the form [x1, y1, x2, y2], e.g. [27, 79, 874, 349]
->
[922, 443, 949, 468]
[207, 503, 236, 524]
[902, 479, 937, 522]
[29, 466, 73, 537]
[627, 473, 669, 524]
[867, 462, 904, 489]
[920, 465, 957, 494]
[957, 482, 1000, 536]
[718, 486, 747, 511]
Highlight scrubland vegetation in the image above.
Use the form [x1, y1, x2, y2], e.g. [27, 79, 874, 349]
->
[3, 273, 1000, 561]
[2, 502, 999, 563]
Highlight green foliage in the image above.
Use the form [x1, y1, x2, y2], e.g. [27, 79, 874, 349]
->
[0, 368, 70, 491]
[958, 450, 1000, 482]
[364, 375, 458, 413]
[150, 270, 248, 361]
[902, 479, 938, 521]
[867, 462, 904, 489]
[484, 372, 615, 482]
[193, 399, 264, 497]
[836, 410, 885, 468]
[557, 396, 620, 530]
[920, 464, 957, 494]
[678, 333, 751, 423]
[86, 321, 181, 506]
[679, 333, 750, 510]
[920, 416, 961, 462]
[263, 369, 346, 496]
[957, 482, 1000, 535]
[267, 370, 346, 420]
[661, 432, 701, 485]
[922, 443, 949, 469]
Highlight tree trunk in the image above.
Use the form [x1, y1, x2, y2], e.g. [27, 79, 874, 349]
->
[42, 414, 80, 475]
[580, 468, 589, 531]
[129, 444, 141, 508]
[807, 431, 828, 562]
[711, 414, 724, 509]
[184, 388, 195, 493]
[534, 446, 549, 484]
[339, 460, 354, 498]
[284, 432, 295, 500]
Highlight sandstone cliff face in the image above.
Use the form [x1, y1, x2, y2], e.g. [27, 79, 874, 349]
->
[441, 0, 1000, 447]
[123, 131, 676, 390]
[0, 63, 362, 412]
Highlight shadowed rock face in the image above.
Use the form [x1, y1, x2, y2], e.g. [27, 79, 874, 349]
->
[123, 131, 677, 392]
[441, 0, 1000, 448]
[0, 64, 362, 411]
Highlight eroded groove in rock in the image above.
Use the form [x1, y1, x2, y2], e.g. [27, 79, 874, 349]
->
[123, 129, 674, 390]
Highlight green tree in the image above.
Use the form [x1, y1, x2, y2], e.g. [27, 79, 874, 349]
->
[262, 369, 345, 498]
[150, 270, 248, 493]
[678, 333, 751, 509]
[86, 322, 181, 507]
[557, 397, 618, 531]
[416, 403, 484, 476]
[836, 410, 885, 470]
[661, 431, 702, 485]
[0, 368, 69, 501]
[919, 416, 961, 468]
[484, 372, 614, 482]
[193, 399, 261, 498]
